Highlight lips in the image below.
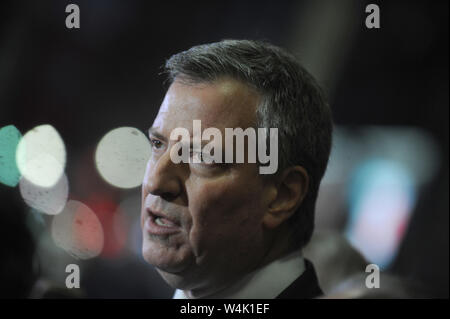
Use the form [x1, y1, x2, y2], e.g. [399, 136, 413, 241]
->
[144, 208, 181, 236]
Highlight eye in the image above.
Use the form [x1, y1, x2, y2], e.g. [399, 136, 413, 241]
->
[150, 138, 163, 150]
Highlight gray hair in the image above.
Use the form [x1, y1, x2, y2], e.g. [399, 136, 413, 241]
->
[164, 39, 333, 249]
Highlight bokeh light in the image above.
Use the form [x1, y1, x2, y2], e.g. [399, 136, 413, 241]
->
[19, 174, 69, 215]
[15, 124, 66, 188]
[346, 159, 415, 268]
[317, 127, 439, 269]
[51, 200, 104, 260]
[95, 127, 151, 189]
[0, 125, 22, 187]
[86, 196, 127, 258]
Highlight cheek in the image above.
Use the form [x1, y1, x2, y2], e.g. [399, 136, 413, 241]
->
[187, 176, 265, 254]
[140, 185, 147, 228]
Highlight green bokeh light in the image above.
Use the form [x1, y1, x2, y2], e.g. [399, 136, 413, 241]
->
[0, 125, 22, 187]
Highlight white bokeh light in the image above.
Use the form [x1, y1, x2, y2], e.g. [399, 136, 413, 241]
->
[51, 200, 104, 260]
[16, 124, 66, 188]
[95, 127, 151, 189]
[19, 174, 69, 215]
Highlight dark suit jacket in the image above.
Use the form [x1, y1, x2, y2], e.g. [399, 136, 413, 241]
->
[276, 259, 323, 299]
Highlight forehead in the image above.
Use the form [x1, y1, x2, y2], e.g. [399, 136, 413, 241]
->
[152, 78, 260, 135]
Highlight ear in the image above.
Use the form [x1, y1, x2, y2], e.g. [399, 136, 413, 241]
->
[262, 166, 309, 229]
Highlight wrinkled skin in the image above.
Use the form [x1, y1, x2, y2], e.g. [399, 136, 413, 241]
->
[141, 78, 278, 297]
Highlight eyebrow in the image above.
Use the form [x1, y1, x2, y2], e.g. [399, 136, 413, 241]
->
[148, 127, 168, 142]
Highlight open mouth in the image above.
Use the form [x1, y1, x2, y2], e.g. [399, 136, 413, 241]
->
[153, 214, 178, 227]
[145, 209, 181, 235]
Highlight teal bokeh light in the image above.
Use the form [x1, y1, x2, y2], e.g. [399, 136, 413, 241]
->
[0, 125, 22, 187]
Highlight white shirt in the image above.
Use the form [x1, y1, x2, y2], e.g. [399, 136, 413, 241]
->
[173, 250, 305, 299]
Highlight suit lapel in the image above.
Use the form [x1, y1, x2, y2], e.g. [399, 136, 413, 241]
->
[276, 258, 323, 299]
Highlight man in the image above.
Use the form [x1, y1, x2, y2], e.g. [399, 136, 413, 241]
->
[140, 40, 333, 299]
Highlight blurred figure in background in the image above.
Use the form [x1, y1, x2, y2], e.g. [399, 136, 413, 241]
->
[304, 231, 430, 298]
[325, 272, 429, 299]
[0, 185, 36, 298]
[303, 231, 368, 294]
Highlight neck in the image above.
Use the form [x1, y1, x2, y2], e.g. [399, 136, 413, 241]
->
[185, 226, 296, 298]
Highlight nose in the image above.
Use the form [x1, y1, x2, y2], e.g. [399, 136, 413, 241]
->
[143, 150, 183, 201]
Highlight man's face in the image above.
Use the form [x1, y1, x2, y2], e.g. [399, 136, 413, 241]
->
[141, 78, 273, 294]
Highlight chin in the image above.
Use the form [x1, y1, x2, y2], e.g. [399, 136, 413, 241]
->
[141, 245, 202, 290]
[155, 268, 195, 290]
[142, 239, 193, 273]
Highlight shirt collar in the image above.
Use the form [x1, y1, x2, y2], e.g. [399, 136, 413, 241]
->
[173, 249, 305, 299]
